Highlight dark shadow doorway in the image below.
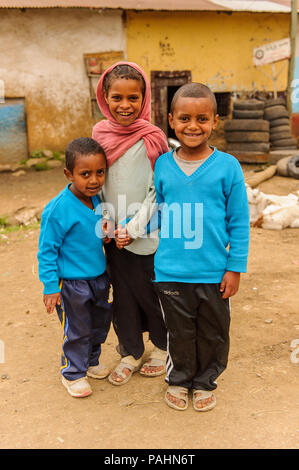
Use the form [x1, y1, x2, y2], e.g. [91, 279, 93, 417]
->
[167, 85, 181, 139]
[151, 71, 192, 138]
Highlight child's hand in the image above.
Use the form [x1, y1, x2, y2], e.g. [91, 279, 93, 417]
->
[220, 271, 240, 299]
[102, 218, 114, 244]
[115, 224, 134, 250]
[102, 219, 114, 238]
[43, 293, 61, 314]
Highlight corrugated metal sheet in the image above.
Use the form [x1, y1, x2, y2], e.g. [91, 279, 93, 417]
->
[0, 0, 295, 12]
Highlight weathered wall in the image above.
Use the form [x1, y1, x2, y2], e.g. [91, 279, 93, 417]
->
[0, 8, 125, 154]
[127, 11, 290, 93]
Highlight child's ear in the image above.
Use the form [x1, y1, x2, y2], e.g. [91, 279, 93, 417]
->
[213, 114, 219, 130]
[64, 168, 73, 181]
[104, 92, 109, 104]
[168, 113, 174, 129]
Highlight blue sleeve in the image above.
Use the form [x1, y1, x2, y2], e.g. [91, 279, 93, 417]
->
[37, 204, 67, 295]
[226, 164, 250, 273]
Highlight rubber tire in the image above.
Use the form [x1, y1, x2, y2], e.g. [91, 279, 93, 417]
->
[276, 156, 292, 176]
[224, 119, 269, 132]
[271, 137, 297, 148]
[264, 105, 289, 121]
[270, 131, 293, 142]
[271, 146, 298, 150]
[287, 155, 299, 179]
[232, 109, 264, 119]
[233, 100, 264, 111]
[226, 142, 270, 152]
[225, 131, 269, 143]
[270, 125, 291, 135]
[270, 118, 290, 128]
[264, 97, 286, 108]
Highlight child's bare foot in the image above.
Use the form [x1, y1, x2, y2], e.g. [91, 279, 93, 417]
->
[192, 390, 216, 412]
[166, 390, 187, 408]
[110, 367, 131, 384]
[108, 356, 142, 386]
[165, 386, 188, 410]
[140, 360, 165, 376]
[139, 348, 166, 377]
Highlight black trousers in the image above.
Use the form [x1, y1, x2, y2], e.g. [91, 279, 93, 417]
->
[155, 282, 230, 391]
[105, 241, 167, 360]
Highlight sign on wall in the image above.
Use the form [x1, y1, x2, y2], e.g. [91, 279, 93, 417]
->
[84, 51, 124, 76]
[253, 38, 291, 66]
[83, 50, 124, 123]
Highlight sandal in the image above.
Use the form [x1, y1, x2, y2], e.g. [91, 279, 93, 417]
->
[140, 347, 167, 377]
[165, 386, 189, 411]
[192, 389, 216, 412]
[108, 355, 142, 386]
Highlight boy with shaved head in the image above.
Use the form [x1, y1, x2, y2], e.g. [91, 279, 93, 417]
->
[153, 83, 250, 412]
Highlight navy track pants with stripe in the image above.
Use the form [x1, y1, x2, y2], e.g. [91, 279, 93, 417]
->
[56, 272, 113, 381]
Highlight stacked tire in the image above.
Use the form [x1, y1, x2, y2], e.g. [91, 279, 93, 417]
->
[224, 100, 270, 159]
[263, 97, 297, 150]
[277, 154, 299, 179]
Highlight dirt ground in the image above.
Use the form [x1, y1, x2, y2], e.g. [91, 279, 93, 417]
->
[0, 163, 298, 451]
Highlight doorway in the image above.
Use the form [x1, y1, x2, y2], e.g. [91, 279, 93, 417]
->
[0, 98, 28, 164]
[151, 71, 192, 138]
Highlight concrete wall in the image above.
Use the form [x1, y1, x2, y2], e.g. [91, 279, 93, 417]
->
[126, 11, 290, 93]
[0, 8, 125, 154]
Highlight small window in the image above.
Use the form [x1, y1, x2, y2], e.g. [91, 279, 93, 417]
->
[215, 92, 231, 117]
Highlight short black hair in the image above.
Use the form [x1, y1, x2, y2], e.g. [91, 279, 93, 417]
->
[103, 64, 145, 97]
[170, 82, 217, 115]
[65, 137, 106, 173]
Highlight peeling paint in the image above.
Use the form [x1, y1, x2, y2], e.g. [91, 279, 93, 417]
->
[0, 8, 125, 154]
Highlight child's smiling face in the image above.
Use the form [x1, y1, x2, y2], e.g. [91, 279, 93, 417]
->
[65, 152, 106, 204]
[104, 78, 143, 126]
[169, 96, 218, 158]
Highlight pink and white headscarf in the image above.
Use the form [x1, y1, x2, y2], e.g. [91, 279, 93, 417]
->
[92, 61, 168, 170]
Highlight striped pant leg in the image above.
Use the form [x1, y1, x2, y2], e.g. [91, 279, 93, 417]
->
[192, 283, 231, 391]
[88, 272, 113, 366]
[56, 279, 94, 381]
[155, 282, 198, 389]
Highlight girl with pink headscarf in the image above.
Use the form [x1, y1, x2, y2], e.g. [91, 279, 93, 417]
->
[92, 62, 168, 386]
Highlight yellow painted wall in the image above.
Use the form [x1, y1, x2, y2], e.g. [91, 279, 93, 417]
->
[126, 11, 290, 93]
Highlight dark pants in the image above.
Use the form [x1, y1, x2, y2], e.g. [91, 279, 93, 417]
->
[155, 282, 230, 391]
[56, 272, 113, 381]
[105, 241, 167, 360]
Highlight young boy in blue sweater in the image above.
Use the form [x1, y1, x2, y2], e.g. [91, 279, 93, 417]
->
[153, 83, 250, 412]
[38, 137, 113, 398]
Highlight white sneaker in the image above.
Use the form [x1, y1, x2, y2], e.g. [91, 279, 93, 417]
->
[62, 376, 92, 398]
[87, 363, 110, 379]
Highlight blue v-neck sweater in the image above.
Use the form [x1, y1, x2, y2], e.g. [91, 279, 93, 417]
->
[38, 185, 106, 295]
[153, 149, 250, 283]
